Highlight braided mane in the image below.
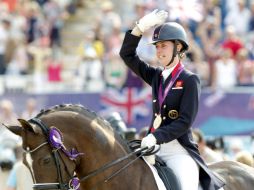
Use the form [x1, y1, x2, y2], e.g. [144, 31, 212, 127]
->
[35, 104, 111, 128]
[34, 104, 129, 149]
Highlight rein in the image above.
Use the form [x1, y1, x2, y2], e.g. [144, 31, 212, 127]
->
[80, 140, 159, 183]
[82, 145, 159, 190]
[26, 118, 159, 190]
[79, 146, 153, 182]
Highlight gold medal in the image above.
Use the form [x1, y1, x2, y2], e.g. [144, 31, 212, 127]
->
[153, 114, 162, 129]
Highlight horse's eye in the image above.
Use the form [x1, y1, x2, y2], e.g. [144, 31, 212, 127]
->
[43, 157, 51, 164]
[40, 156, 52, 165]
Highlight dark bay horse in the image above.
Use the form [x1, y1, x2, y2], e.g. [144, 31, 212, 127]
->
[5, 104, 254, 190]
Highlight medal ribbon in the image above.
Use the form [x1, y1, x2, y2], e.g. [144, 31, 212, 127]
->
[158, 63, 184, 109]
[150, 63, 184, 132]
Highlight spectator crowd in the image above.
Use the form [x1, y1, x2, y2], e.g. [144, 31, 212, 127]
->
[0, 0, 253, 92]
[1, 0, 254, 189]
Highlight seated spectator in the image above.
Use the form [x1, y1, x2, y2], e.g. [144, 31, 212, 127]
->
[6, 145, 33, 190]
[212, 48, 237, 91]
[228, 138, 245, 160]
[192, 129, 224, 163]
[47, 56, 62, 82]
[42, 0, 66, 47]
[221, 26, 244, 58]
[225, 0, 251, 36]
[184, 30, 210, 87]
[0, 99, 18, 125]
[104, 55, 127, 89]
[77, 31, 104, 91]
[21, 98, 39, 119]
[0, 148, 16, 189]
[27, 36, 52, 75]
[249, 1, 254, 32]
[235, 150, 254, 167]
[0, 18, 10, 75]
[6, 36, 29, 75]
[196, 15, 222, 86]
[97, 0, 121, 44]
[236, 48, 254, 86]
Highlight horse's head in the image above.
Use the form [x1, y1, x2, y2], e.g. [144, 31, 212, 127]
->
[6, 116, 81, 190]
[5, 104, 153, 190]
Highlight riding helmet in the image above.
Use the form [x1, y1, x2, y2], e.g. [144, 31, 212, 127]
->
[150, 22, 189, 52]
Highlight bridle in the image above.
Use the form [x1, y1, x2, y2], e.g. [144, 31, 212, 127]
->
[25, 118, 158, 190]
[24, 141, 75, 190]
[25, 118, 79, 190]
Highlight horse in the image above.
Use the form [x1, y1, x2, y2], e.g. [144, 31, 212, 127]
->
[5, 104, 254, 190]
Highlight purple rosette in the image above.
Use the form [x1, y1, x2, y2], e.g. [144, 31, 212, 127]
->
[69, 177, 80, 190]
[48, 127, 84, 160]
[49, 127, 63, 149]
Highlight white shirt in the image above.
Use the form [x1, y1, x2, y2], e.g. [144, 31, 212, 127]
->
[225, 6, 251, 36]
[215, 58, 237, 90]
[162, 63, 178, 82]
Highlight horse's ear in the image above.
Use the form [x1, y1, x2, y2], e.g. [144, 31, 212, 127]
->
[18, 118, 43, 135]
[3, 123, 23, 136]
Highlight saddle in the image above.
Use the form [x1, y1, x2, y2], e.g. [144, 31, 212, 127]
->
[128, 140, 181, 190]
[154, 156, 181, 190]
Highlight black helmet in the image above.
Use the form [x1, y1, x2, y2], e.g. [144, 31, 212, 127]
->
[150, 22, 189, 51]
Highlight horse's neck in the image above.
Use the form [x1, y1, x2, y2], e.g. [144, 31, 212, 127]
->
[75, 124, 157, 189]
[78, 147, 158, 190]
[77, 123, 129, 172]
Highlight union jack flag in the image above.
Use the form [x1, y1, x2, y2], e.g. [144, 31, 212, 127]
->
[100, 87, 152, 124]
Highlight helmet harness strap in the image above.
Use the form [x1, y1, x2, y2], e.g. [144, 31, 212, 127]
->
[166, 41, 178, 67]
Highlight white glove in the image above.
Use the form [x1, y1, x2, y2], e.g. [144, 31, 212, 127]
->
[141, 134, 157, 165]
[136, 9, 168, 33]
[141, 134, 157, 149]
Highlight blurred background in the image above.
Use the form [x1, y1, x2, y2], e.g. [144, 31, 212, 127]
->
[0, 0, 254, 188]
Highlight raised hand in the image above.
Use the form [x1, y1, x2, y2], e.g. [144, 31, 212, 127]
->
[136, 9, 168, 33]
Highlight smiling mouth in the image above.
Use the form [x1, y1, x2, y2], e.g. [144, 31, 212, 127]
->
[159, 55, 166, 58]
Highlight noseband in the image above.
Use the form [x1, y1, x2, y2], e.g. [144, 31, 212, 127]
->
[25, 118, 159, 190]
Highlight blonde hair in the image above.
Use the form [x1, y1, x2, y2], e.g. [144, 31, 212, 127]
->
[235, 151, 254, 167]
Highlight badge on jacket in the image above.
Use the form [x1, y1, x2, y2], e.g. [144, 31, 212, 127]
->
[172, 80, 183, 89]
[168, 110, 178, 119]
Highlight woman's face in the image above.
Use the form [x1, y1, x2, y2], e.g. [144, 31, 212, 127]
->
[155, 41, 174, 67]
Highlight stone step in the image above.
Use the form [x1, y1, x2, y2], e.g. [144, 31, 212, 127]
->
[61, 0, 101, 54]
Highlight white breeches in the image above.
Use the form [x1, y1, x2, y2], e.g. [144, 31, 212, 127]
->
[156, 140, 199, 190]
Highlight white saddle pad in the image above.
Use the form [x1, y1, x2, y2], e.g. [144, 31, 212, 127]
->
[144, 158, 167, 190]
[144, 158, 225, 190]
